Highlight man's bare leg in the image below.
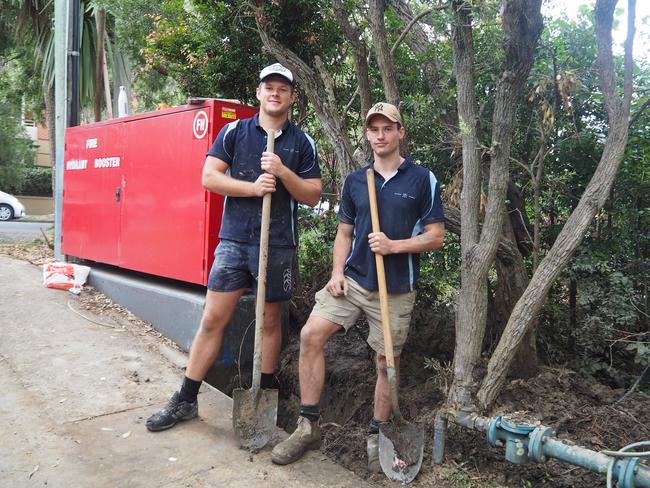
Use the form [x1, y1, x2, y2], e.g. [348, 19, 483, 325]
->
[185, 289, 246, 381]
[261, 301, 284, 375]
[298, 315, 342, 404]
[271, 315, 341, 465]
[373, 353, 400, 422]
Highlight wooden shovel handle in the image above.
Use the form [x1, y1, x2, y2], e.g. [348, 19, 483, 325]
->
[366, 168, 396, 369]
[251, 130, 274, 391]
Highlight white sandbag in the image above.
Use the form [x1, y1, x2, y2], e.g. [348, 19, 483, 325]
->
[43, 261, 91, 295]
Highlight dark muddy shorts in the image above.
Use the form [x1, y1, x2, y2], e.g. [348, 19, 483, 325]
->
[207, 239, 296, 302]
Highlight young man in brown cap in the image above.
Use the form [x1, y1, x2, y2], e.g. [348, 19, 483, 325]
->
[271, 102, 445, 471]
[146, 63, 322, 432]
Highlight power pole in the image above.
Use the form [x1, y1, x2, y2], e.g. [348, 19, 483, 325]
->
[54, 0, 80, 259]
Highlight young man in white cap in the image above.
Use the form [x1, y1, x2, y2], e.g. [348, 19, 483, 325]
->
[271, 102, 445, 471]
[146, 63, 322, 432]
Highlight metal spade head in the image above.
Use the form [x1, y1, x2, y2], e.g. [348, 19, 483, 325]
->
[378, 421, 424, 484]
[232, 388, 278, 450]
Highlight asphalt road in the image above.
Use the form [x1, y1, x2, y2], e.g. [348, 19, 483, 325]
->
[0, 220, 53, 241]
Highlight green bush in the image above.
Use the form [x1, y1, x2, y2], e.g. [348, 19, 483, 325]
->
[539, 243, 647, 388]
[8, 166, 53, 196]
[291, 208, 338, 327]
[22, 167, 52, 196]
[0, 102, 35, 190]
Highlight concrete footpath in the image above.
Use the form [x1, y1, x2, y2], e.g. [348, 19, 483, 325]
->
[0, 254, 370, 488]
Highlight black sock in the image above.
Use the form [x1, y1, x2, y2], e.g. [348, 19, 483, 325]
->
[300, 403, 320, 422]
[368, 417, 386, 435]
[261, 373, 280, 390]
[178, 376, 202, 403]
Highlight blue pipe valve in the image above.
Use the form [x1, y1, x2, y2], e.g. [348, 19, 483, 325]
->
[528, 425, 555, 463]
[484, 415, 650, 488]
[487, 416, 538, 465]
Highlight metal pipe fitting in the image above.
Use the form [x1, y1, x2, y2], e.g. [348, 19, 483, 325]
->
[433, 412, 448, 465]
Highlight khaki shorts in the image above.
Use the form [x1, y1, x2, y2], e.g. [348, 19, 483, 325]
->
[310, 278, 416, 356]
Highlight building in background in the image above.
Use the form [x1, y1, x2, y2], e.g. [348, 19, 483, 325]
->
[19, 109, 54, 215]
[21, 110, 52, 168]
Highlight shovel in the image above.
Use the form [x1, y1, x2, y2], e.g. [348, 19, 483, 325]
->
[232, 129, 279, 450]
[366, 168, 424, 483]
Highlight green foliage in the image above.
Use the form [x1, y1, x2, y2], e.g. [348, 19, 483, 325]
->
[297, 207, 338, 285]
[416, 232, 461, 305]
[626, 342, 650, 368]
[0, 102, 34, 190]
[0, 58, 36, 190]
[291, 208, 338, 326]
[115, 0, 346, 103]
[539, 239, 648, 386]
[5, 166, 52, 196]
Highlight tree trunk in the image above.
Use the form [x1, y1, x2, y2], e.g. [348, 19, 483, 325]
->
[494, 207, 538, 379]
[368, 0, 400, 107]
[477, 0, 636, 411]
[332, 0, 372, 161]
[446, 0, 483, 408]
[254, 13, 357, 176]
[446, 0, 543, 408]
[94, 9, 106, 122]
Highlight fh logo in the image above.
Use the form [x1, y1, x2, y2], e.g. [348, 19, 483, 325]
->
[193, 111, 209, 139]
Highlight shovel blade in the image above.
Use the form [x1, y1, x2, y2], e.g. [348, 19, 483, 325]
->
[378, 422, 424, 484]
[232, 388, 278, 450]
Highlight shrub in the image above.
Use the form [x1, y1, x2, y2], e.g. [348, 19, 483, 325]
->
[10, 166, 53, 196]
[291, 208, 338, 327]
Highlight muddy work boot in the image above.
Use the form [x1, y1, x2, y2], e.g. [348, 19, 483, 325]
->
[271, 416, 321, 465]
[146, 391, 198, 432]
[367, 433, 380, 473]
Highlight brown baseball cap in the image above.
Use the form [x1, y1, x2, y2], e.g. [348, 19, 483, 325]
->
[365, 102, 403, 126]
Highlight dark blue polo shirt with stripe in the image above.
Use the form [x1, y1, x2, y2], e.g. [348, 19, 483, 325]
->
[338, 158, 444, 294]
[207, 114, 320, 248]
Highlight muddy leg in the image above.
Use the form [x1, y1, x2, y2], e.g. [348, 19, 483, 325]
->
[373, 353, 400, 421]
[261, 301, 283, 374]
[298, 316, 342, 404]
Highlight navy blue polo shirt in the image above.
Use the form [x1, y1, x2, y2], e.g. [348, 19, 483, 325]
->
[207, 114, 320, 248]
[338, 158, 444, 293]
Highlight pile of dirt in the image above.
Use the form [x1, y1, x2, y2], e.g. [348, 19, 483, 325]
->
[276, 316, 650, 487]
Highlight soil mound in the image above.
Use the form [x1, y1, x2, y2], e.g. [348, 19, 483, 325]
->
[276, 313, 650, 487]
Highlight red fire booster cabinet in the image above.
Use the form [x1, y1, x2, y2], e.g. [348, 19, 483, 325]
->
[62, 100, 258, 285]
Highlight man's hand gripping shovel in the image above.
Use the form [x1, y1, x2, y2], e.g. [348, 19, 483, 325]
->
[232, 129, 279, 450]
[366, 168, 424, 483]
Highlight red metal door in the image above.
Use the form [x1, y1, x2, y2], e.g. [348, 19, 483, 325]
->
[62, 124, 124, 264]
[119, 107, 212, 284]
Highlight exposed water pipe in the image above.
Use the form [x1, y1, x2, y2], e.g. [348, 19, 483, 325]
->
[433, 410, 650, 488]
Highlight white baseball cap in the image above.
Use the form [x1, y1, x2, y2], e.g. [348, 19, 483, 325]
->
[259, 63, 294, 85]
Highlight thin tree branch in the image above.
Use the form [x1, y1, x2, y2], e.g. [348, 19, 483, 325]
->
[629, 98, 650, 128]
[623, 0, 636, 108]
[390, 7, 436, 57]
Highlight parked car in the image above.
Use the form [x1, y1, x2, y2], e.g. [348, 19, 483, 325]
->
[0, 191, 27, 221]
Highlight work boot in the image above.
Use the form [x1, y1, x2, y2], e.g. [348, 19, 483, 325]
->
[146, 391, 198, 432]
[367, 433, 380, 473]
[271, 416, 321, 465]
